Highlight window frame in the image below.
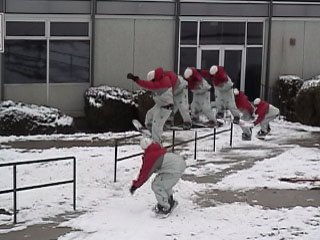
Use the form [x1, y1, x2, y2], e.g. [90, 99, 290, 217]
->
[4, 14, 91, 86]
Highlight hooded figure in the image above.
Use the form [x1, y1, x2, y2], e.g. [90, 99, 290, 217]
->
[234, 88, 254, 140]
[253, 98, 280, 139]
[184, 67, 218, 127]
[200, 65, 240, 123]
[130, 137, 186, 215]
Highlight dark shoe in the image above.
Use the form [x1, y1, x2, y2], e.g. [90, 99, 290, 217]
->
[242, 133, 252, 141]
[154, 204, 170, 214]
[169, 195, 174, 207]
[183, 122, 192, 130]
[216, 112, 224, 119]
[257, 130, 268, 137]
[233, 116, 240, 124]
[267, 124, 271, 134]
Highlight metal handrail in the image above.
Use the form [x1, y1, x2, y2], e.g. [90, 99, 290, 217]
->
[0, 156, 76, 224]
[113, 124, 233, 182]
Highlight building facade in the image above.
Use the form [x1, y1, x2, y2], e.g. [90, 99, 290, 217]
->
[1, 0, 320, 116]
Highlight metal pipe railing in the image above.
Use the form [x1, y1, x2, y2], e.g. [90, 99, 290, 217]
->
[0, 156, 76, 224]
[113, 125, 233, 182]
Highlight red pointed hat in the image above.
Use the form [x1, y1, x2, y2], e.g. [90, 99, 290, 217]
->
[154, 67, 164, 81]
[210, 65, 228, 82]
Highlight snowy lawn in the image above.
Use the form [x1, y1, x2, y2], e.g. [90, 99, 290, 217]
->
[0, 119, 320, 239]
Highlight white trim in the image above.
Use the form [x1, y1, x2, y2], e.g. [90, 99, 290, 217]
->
[274, 1, 320, 5]
[180, 0, 268, 3]
[273, 17, 320, 21]
[180, 16, 267, 21]
[5, 14, 91, 21]
[95, 14, 175, 20]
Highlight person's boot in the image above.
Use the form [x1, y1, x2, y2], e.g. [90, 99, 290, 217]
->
[242, 133, 252, 141]
[183, 122, 192, 130]
[233, 116, 240, 124]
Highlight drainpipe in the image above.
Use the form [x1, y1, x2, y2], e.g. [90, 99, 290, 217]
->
[0, 0, 6, 101]
[264, 0, 273, 101]
[90, 0, 97, 87]
[174, 0, 180, 73]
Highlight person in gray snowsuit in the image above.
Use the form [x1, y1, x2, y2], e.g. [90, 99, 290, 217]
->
[128, 67, 174, 143]
[253, 98, 280, 139]
[183, 67, 219, 127]
[200, 65, 241, 124]
[146, 68, 191, 130]
[129, 137, 186, 215]
[233, 88, 255, 140]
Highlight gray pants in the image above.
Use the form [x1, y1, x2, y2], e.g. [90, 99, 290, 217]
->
[151, 153, 186, 209]
[191, 91, 216, 122]
[240, 111, 253, 136]
[215, 89, 240, 118]
[145, 104, 172, 143]
[170, 88, 192, 124]
[260, 105, 280, 133]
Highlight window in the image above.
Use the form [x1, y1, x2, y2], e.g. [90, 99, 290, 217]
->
[245, 48, 262, 101]
[6, 21, 45, 36]
[180, 21, 197, 45]
[247, 22, 263, 45]
[50, 22, 89, 36]
[50, 40, 90, 83]
[179, 47, 196, 75]
[4, 40, 47, 83]
[4, 19, 90, 84]
[200, 22, 245, 45]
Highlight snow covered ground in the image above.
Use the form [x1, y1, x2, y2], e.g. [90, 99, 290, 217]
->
[0, 119, 320, 240]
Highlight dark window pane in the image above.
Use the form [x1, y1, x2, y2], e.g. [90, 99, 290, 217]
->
[201, 50, 219, 69]
[4, 40, 47, 83]
[179, 47, 197, 75]
[200, 22, 245, 45]
[224, 50, 242, 90]
[245, 47, 262, 101]
[247, 22, 263, 45]
[6, 21, 45, 36]
[180, 21, 197, 45]
[50, 22, 89, 36]
[50, 40, 90, 83]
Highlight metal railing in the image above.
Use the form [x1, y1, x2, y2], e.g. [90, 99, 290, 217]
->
[0, 156, 77, 224]
[113, 124, 233, 182]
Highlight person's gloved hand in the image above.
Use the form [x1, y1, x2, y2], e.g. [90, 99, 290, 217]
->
[127, 73, 139, 82]
[129, 185, 137, 195]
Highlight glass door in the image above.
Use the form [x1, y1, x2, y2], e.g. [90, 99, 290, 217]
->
[200, 46, 245, 91]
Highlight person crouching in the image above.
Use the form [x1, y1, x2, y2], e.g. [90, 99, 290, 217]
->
[130, 137, 186, 215]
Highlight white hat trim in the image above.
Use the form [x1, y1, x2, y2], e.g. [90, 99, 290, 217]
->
[210, 65, 218, 75]
[147, 70, 155, 81]
[254, 98, 261, 105]
[140, 137, 153, 150]
[184, 68, 193, 79]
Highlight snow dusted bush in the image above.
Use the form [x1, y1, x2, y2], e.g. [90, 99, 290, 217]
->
[84, 85, 141, 132]
[0, 100, 75, 136]
[295, 75, 320, 126]
[278, 75, 304, 122]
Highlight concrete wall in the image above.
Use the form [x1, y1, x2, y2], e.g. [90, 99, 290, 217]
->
[3, 83, 89, 116]
[269, 20, 320, 86]
[303, 22, 320, 79]
[94, 17, 175, 91]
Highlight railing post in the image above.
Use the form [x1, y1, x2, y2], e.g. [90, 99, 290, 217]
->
[13, 165, 17, 224]
[73, 157, 76, 211]
[114, 140, 118, 183]
[213, 127, 216, 152]
[194, 131, 197, 160]
[172, 130, 175, 153]
[230, 123, 233, 147]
